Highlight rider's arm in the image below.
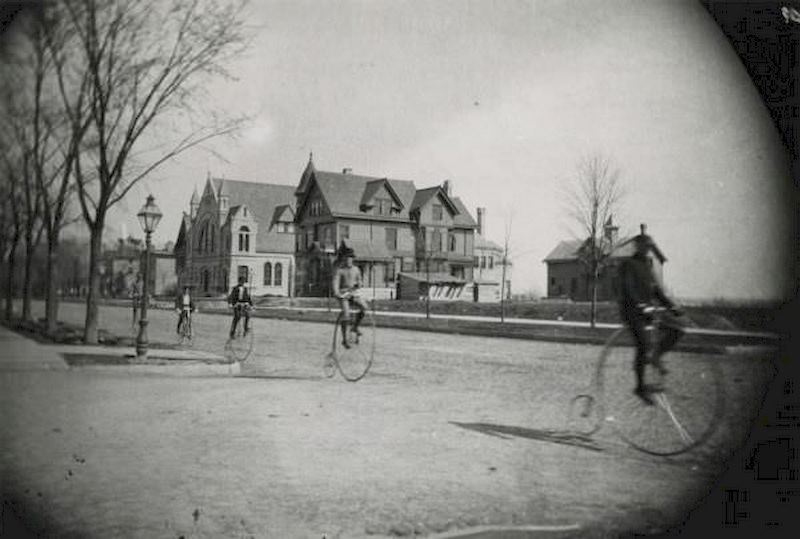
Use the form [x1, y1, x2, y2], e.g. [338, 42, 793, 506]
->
[332, 269, 342, 298]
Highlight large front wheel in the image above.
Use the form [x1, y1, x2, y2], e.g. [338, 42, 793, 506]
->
[598, 328, 724, 456]
[330, 309, 375, 382]
[226, 321, 254, 363]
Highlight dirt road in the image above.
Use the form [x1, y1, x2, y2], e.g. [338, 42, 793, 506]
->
[0, 302, 777, 537]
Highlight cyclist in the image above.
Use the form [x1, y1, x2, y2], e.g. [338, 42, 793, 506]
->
[618, 231, 685, 405]
[174, 284, 196, 334]
[228, 275, 253, 339]
[332, 244, 367, 348]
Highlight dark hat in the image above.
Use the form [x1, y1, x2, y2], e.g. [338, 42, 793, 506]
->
[238, 275, 247, 284]
[337, 242, 355, 258]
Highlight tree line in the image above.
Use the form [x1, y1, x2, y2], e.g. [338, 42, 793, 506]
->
[0, 0, 248, 343]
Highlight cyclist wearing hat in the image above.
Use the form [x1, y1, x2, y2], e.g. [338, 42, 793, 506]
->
[332, 244, 368, 348]
[618, 227, 684, 404]
[228, 275, 253, 338]
[174, 284, 196, 333]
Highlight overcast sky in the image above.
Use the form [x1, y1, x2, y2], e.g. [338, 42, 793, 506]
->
[107, 0, 793, 302]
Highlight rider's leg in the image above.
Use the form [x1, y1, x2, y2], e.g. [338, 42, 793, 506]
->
[653, 322, 684, 368]
[340, 298, 351, 348]
[177, 312, 184, 333]
[352, 298, 366, 335]
[628, 315, 654, 404]
[229, 309, 240, 339]
[243, 309, 250, 335]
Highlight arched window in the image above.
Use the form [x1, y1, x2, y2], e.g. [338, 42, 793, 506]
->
[238, 226, 250, 252]
[274, 263, 282, 286]
[263, 262, 272, 286]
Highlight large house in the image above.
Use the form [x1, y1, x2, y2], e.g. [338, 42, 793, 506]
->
[543, 220, 666, 301]
[174, 176, 296, 296]
[293, 156, 479, 300]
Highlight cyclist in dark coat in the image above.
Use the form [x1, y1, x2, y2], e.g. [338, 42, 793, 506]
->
[228, 276, 253, 338]
[618, 232, 684, 404]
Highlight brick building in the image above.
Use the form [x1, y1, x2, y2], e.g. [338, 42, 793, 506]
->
[174, 176, 296, 296]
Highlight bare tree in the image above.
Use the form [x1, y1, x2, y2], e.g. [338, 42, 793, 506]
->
[564, 153, 624, 328]
[0, 78, 49, 322]
[53, 0, 248, 343]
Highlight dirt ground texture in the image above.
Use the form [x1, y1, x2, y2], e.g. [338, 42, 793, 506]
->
[0, 302, 779, 538]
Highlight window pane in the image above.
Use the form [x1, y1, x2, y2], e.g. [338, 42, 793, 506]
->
[275, 263, 282, 286]
[264, 262, 272, 285]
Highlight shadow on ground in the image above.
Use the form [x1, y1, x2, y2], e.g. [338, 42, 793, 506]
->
[449, 422, 603, 452]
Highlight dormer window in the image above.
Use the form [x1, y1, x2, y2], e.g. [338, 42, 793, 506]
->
[375, 198, 395, 216]
[309, 200, 322, 217]
[243, 207, 248, 217]
[432, 204, 443, 221]
[220, 197, 228, 210]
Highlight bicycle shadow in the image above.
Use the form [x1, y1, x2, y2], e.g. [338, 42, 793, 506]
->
[449, 421, 604, 452]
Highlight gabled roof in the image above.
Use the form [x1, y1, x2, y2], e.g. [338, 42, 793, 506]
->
[543, 236, 667, 263]
[301, 170, 417, 219]
[295, 153, 316, 196]
[271, 204, 295, 224]
[359, 178, 405, 211]
[475, 234, 502, 251]
[174, 212, 192, 252]
[210, 178, 296, 253]
[450, 196, 477, 228]
[409, 186, 459, 216]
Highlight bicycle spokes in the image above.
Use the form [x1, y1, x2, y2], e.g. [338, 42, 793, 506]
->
[653, 392, 695, 446]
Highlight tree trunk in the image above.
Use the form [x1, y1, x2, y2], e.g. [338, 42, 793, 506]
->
[5, 237, 19, 321]
[22, 231, 34, 321]
[45, 232, 60, 334]
[83, 222, 104, 344]
[590, 265, 598, 328]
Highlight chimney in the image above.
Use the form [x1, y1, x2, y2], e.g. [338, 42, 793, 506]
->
[640, 223, 647, 236]
[342, 168, 352, 174]
[442, 180, 451, 195]
[476, 207, 485, 236]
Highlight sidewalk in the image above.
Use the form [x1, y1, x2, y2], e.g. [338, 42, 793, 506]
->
[0, 324, 236, 376]
[0, 325, 69, 371]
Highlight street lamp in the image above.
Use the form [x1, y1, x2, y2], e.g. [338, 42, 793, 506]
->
[136, 194, 162, 359]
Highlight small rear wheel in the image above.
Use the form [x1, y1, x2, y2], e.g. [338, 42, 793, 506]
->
[598, 328, 724, 456]
[567, 393, 601, 436]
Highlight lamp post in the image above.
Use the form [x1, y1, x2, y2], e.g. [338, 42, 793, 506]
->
[136, 194, 162, 359]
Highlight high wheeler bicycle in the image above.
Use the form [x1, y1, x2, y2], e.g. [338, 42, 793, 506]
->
[176, 307, 193, 347]
[323, 295, 375, 382]
[225, 304, 255, 363]
[568, 306, 724, 456]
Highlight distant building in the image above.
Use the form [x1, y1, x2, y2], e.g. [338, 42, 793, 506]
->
[471, 208, 512, 302]
[543, 220, 666, 301]
[293, 155, 478, 300]
[174, 176, 296, 297]
[102, 236, 144, 298]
